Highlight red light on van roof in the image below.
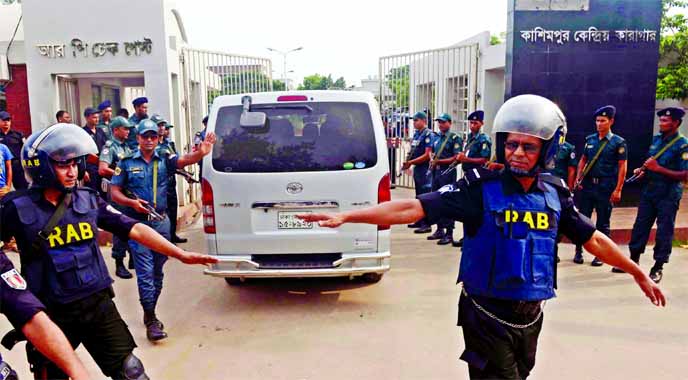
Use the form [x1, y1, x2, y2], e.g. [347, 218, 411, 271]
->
[277, 95, 308, 102]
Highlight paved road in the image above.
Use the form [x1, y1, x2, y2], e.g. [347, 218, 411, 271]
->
[1, 208, 686, 379]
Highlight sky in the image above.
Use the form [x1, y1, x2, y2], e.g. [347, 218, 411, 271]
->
[175, 0, 508, 88]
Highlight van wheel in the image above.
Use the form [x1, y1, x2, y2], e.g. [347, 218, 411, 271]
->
[361, 273, 383, 283]
[225, 278, 245, 286]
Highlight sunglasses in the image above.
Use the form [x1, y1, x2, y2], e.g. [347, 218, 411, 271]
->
[140, 133, 159, 140]
[504, 141, 540, 154]
[53, 158, 78, 168]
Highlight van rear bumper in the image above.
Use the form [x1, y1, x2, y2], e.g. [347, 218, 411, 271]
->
[203, 251, 390, 278]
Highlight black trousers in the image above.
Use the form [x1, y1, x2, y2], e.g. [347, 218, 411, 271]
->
[31, 289, 137, 379]
[167, 178, 179, 238]
[458, 292, 544, 380]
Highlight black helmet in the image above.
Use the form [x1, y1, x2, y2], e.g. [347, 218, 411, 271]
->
[21, 124, 98, 190]
[492, 94, 567, 173]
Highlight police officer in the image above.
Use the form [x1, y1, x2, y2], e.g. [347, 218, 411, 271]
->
[152, 115, 187, 244]
[97, 100, 114, 141]
[0, 111, 28, 190]
[612, 107, 688, 283]
[0, 250, 90, 380]
[573, 105, 627, 266]
[82, 107, 107, 196]
[111, 120, 216, 342]
[99, 117, 136, 279]
[0, 123, 217, 379]
[548, 135, 578, 263]
[298, 95, 665, 379]
[401, 111, 433, 234]
[452, 110, 492, 247]
[427, 113, 463, 245]
[127, 97, 149, 149]
[193, 115, 208, 178]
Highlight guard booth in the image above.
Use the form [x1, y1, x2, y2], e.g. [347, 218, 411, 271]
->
[379, 44, 480, 188]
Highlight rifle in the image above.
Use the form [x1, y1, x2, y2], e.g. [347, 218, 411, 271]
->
[175, 169, 199, 184]
[626, 134, 684, 184]
[397, 144, 415, 178]
[123, 189, 165, 221]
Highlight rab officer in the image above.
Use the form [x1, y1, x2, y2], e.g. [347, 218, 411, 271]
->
[298, 95, 665, 379]
[0, 123, 217, 379]
[111, 119, 216, 342]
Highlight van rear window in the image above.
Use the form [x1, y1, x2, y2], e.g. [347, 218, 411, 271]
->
[212, 102, 378, 173]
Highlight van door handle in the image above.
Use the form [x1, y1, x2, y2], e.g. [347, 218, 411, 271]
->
[251, 201, 339, 210]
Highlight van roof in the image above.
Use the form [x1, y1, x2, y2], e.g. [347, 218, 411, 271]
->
[211, 90, 377, 108]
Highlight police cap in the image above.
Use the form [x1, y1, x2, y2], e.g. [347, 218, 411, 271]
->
[468, 110, 484, 122]
[0, 111, 10, 121]
[137, 119, 158, 135]
[411, 111, 427, 120]
[110, 116, 134, 129]
[594, 105, 616, 119]
[150, 114, 167, 125]
[202, 115, 209, 125]
[97, 100, 112, 111]
[132, 97, 148, 107]
[83, 107, 100, 117]
[435, 113, 452, 122]
[657, 107, 685, 121]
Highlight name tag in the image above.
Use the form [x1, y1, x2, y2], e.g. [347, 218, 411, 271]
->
[496, 210, 556, 232]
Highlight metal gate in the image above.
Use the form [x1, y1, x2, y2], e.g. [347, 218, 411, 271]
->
[379, 44, 479, 188]
[179, 48, 273, 201]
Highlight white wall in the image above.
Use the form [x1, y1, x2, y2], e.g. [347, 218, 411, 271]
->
[21, 0, 175, 130]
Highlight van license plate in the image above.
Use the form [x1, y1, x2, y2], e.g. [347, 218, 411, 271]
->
[278, 212, 313, 230]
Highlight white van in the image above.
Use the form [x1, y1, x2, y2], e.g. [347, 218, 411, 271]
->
[201, 91, 391, 284]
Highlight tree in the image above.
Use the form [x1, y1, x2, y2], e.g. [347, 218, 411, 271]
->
[272, 79, 286, 91]
[297, 74, 347, 90]
[384, 65, 409, 109]
[207, 70, 274, 105]
[656, 0, 688, 100]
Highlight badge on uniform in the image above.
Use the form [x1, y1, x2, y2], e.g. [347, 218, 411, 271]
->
[102, 148, 110, 156]
[682, 152, 688, 160]
[618, 147, 625, 154]
[482, 143, 487, 150]
[1, 269, 27, 290]
[114, 167, 122, 176]
[454, 143, 459, 150]
[425, 138, 430, 144]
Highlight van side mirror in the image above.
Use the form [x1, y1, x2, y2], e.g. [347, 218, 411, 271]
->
[240, 95, 268, 131]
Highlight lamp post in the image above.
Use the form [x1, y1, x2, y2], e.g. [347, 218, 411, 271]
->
[267, 47, 303, 90]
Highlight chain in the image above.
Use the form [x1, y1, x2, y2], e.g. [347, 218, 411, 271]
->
[462, 288, 545, 329]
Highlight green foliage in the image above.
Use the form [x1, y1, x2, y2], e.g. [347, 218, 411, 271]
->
[657, 0, 688, 100]
[272, 79, 286, 91]
[384, 65, 409, 108]
[207, 70, 274, 105]
[297, 74, 347, 90]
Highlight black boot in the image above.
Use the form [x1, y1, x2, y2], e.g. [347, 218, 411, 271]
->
[115, 258, 133, 279]
[427, 228, 445, 240]
[172, 235, 188, 244]
[591, 257, 603, 267]
[128, 255, 135, 269]
[413, 224, 432, 234]
[452, 238, 464, 248]
[649, 262, 664, 284]
[573, 250, 584, 264]
[144, 310, 167, 342]
[612, 251, 640, 273]
[438, 230, 453, 245]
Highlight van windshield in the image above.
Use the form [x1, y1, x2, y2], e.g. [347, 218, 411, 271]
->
[212, 102, 378, 173]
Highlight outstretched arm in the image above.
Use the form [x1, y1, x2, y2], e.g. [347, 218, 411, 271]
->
[129, 223, 218, 265]
[176, 132, 216, 168]
[583, 231, 665, 306]
[299, 199, 425, 228]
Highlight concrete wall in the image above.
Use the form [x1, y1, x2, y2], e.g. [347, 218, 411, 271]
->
[21, 0, 175, 130]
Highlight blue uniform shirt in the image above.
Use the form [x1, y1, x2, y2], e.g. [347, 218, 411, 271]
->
[127, 114, 146, 148]
[432, 131, 463, 166]
[550, 141, 578, 180]
[644, 132, 688, 197]
[410, 128, 433, 169]
[112, 150, 179, 216]
[582, 132, 627, 178]
[0, 143, 13, 188]
[463, 131, 491, 171]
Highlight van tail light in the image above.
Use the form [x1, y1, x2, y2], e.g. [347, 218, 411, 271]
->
[378, 173, 391, 231]
[277, 95, 308, 102]
[201, 178, 216, 234]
